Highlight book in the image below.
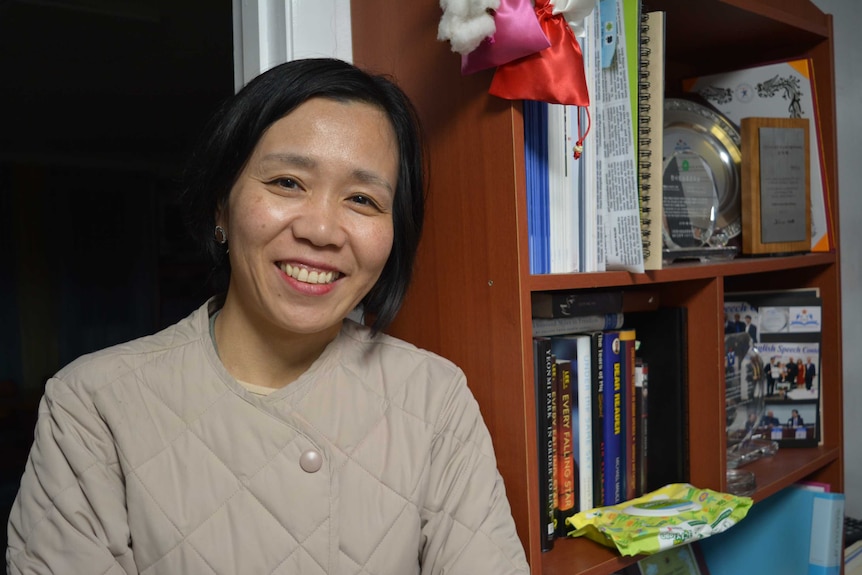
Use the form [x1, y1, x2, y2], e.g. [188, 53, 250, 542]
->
[591, 330, 606, 507]
[637, 10, 665, 270]
[619, 328, 637, 501]
[684, 58, 834, 253]
[574, 334, 595, 511]
[601, 330, 624, 506]
[524, 100, 586, 274]
[700, 485, 845, 575]
[634, 358, 648, 497]
[532, 290, 623, 318]
[532, 337, 555, 550]
[524, 100, 550, 274]
[532, 313, 625, 337]
[550, 334, 595, 512]
[580, 4, 603, 272]
[547, 102, 581, 273]
[595, 0, 644, 273]
[553, 358, 577, 533]
[550, 356, 559, 530]
[532, 289, 659, 319]
[624, 308, 689, 491]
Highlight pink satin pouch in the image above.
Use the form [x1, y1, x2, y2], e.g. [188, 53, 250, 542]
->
[461, 0, 551, 75]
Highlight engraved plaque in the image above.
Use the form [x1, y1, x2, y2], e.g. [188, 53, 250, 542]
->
[758, 126, 807, 243]
[740, 117, 811, 255]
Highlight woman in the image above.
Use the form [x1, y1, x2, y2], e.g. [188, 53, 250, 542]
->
[795, 358, 806, 389]
[7, 59, 529, 575]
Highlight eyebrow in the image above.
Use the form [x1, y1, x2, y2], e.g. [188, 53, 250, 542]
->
[259, 153, 395, 196]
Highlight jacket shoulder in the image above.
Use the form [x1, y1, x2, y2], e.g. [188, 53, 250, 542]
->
[52, 304, 207, 396]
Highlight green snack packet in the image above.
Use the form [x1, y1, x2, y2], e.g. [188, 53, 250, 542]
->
[564, 483, 753, 556]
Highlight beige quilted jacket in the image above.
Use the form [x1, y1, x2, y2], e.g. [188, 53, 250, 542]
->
[6, 299, 530, 574]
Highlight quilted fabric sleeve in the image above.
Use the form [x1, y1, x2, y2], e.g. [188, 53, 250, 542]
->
[419, 372, 530, 575]
[6, 377, 137, 574]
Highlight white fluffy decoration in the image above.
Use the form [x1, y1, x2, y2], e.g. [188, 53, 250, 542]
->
[549, 0, 598, 37]
[437, 0, 501, 55]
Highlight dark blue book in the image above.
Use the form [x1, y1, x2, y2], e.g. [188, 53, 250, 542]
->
[601, 330, 623, 506]
[524, 100, 549, 274]
[591, 331, 605, 509]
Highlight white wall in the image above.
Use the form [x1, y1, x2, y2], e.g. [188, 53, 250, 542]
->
[812, 0, 862, 518]
[232, 0, 352, 90]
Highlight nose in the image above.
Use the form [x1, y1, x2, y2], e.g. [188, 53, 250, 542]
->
[291, 194, 348, 248]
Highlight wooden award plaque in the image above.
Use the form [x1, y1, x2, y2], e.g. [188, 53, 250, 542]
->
[740, 117, 811, 255]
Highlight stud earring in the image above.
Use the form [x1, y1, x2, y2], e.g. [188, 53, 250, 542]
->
[214, 225, 227, 245]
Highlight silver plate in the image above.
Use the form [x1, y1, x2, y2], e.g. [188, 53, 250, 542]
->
[663, 98, 742, 248]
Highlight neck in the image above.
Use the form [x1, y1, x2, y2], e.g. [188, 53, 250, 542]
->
[214, 298, 340, 389]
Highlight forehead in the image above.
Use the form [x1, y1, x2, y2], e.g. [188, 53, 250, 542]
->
[264, 97, 394, 145]
[247, 97, 398, 173]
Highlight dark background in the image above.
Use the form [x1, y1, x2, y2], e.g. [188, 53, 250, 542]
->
[0, 0, 235, 550]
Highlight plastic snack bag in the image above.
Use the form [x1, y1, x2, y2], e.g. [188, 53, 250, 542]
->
[565, 483, 753, 556]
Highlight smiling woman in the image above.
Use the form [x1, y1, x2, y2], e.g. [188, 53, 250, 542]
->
[6, 58, 530, 575]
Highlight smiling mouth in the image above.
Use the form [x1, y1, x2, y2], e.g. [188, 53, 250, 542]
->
[280, 263, 341, 285]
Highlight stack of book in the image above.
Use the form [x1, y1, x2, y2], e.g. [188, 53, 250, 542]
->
[524, 0, 666, 274]
[530, 288, 691, 549]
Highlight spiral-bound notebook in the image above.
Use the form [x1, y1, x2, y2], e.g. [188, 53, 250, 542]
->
[637, 10, 665, 270]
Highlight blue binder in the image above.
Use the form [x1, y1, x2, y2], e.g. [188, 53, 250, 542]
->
[700, 485, 844, 575]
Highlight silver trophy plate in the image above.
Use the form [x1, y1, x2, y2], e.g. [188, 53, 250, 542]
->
[662, 98, 742, 252]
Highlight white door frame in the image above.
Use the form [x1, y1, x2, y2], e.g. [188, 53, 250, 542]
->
[232, 0, 352, 91]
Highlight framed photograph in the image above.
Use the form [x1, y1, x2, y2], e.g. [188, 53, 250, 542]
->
[627, 543, 711, 574]
[740, 116, 811, 255]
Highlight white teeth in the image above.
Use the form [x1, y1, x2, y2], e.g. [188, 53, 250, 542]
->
[282, 263, 338, 285]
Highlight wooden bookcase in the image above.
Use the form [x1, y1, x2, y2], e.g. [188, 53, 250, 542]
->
[352, 1, 844, 573]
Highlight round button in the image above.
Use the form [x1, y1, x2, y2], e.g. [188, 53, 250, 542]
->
[299, 449, 323, 473]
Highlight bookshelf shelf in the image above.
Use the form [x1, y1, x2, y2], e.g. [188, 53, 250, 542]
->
[528, 252, 837, 291]
[745, 446, 842, 502]
[352, 0, 843, 573]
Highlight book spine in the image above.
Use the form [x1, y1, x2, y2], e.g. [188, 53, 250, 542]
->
[620, 329, 637, 501]
[635, 359, 648, 497]
[555, 360, 577, 534]
[602, 330, 623, 506]
[532, 313, 625, 336]
[592, 331, 605, 508]
[808, 492, 844, 575]
[533, 338, 555, 550]
[550, 358, 559, 534]
[576, 335, 594, 511]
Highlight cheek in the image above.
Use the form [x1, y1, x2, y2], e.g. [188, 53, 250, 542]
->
[359, 221, 395, 271]
[232, 195, 286, 238]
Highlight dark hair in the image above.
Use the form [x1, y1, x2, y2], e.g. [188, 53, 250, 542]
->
[182, 58, 426, 333]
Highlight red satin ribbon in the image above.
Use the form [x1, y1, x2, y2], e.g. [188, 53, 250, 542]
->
[461, 0, 551, 75]
[489, 0, 590, 106]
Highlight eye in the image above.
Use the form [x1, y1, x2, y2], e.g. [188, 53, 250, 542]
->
[348, 193, 388, 212]
[270, 177, 300, 190]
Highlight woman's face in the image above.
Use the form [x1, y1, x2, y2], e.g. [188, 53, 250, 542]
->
[219, 97, 398, 339]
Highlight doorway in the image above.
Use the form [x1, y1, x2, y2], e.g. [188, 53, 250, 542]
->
[0, 0, 235, 548]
